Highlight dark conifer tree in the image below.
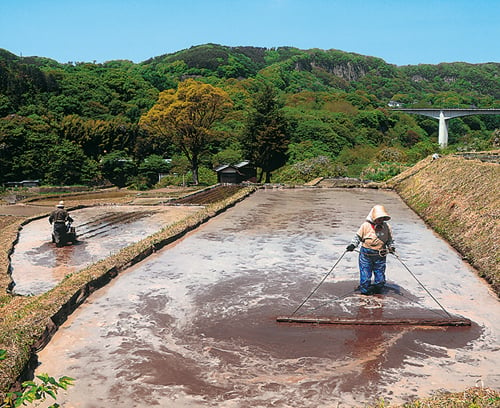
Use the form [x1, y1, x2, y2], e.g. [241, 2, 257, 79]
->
[242, 83, 290, 183]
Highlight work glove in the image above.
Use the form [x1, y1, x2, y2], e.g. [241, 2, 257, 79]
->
[346, 244, 356, 252]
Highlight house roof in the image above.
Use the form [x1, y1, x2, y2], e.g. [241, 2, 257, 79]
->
[234, 161, 251, 168]
[215, 161, 253, 173]
[214, 164, 232, 172]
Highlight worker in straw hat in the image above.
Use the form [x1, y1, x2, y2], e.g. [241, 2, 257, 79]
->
[49, 200, 73, 247]
[346, 205, 395, 295]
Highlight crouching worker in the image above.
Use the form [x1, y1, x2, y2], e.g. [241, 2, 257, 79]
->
[49, 201, 73, 247]
[346, 205, 395, 295]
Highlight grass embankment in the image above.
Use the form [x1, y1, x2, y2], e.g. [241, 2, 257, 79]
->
[385, 154, 499, 296]
[0, 186, 257, 400]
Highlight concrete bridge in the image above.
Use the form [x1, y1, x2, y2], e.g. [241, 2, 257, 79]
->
[393, 108, 500, 148]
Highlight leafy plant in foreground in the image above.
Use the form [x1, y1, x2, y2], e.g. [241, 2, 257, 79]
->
[2, 373, 74, 408]
[1, 349, 74, 408]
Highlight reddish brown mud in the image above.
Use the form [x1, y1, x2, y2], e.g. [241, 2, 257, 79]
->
[30, 189, 499, 407]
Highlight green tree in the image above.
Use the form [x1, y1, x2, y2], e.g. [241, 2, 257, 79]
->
[100, 150, 137, 188]
[138, 154, 171, 187]
[0, 114, 56, 183]
[139, 79, 233, 185]
[44, 139, 91, 185]
[211, 145, 244, 168]
[241, 83, 290, 183]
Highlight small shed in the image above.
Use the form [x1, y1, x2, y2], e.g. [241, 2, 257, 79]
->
[215, 161, 257, 184]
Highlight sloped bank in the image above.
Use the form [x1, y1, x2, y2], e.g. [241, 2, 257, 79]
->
[0, 186, 257, 399]
[385, 154, 499, 296]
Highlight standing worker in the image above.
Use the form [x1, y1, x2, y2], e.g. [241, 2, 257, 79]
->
[49, 201, 73, 247]
[346, 205, 395, 295]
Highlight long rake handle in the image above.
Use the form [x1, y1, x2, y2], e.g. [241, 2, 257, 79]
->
[291, 250, 347, 316]
[392, 253, 452, 318]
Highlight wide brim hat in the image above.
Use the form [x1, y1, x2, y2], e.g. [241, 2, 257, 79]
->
[369, 205, 390, 221]
[56, 200, 65, 208]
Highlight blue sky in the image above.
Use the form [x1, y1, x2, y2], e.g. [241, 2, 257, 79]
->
[1, 0, 498, 66]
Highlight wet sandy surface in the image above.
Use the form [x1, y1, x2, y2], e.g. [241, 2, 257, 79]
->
[10, 205, 202, 295]
[33, 189, 499, 407]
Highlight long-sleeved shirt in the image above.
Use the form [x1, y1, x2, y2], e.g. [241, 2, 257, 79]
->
[351, 220, 394, 251]
[49, 208, 73, 224]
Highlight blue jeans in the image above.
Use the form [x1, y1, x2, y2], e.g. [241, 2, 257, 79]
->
[359, 247, 387, 294]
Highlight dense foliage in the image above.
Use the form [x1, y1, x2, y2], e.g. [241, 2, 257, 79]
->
[0, 44, 498, 187]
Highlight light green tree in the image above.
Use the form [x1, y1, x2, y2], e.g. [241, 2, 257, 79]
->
[140, 79, 233, 185]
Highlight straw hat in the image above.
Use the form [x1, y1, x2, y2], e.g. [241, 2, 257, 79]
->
[56, 201, 65, 208]
[370, 205, 390, 221]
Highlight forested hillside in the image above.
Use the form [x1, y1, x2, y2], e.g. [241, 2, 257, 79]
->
[1, 43, 499, 187]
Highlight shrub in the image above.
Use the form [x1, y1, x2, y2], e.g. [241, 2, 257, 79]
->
[375, 147, 407, 163]
[406, 140, 441, 163]
[197, 166, 218, 186]
[335, 145, 378, 177]
[287, 140, 333, 164]
[273, 155, 347, 184]
[360, 162, 410, 181]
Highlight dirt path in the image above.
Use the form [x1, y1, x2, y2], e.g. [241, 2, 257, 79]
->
[28, 189, 499, 407]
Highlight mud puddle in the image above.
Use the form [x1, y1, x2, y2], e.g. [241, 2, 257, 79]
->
[34, 189, 499, 407]
[10, 205, 202, 295]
